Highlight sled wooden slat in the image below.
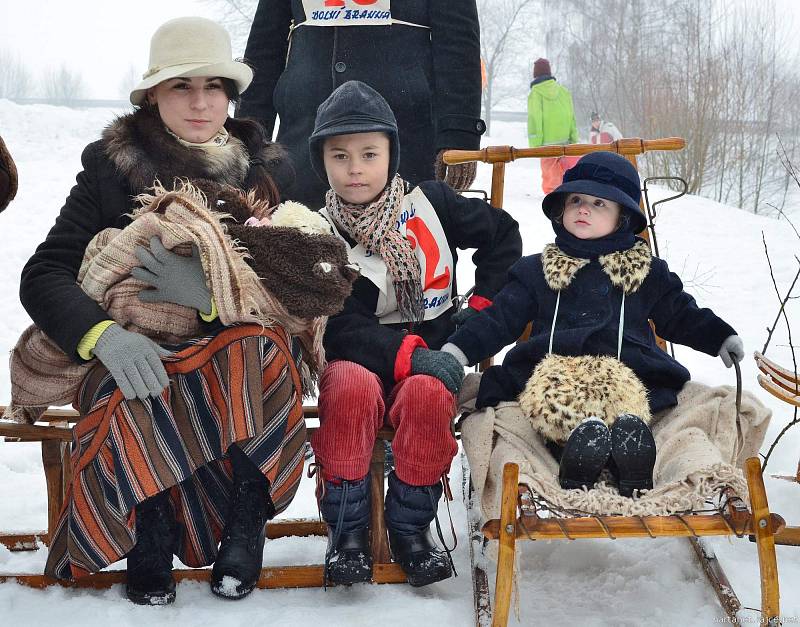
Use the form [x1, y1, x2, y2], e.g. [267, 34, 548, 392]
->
[0, 562, 407, 591]
[482, 510, 785, 540]
[0, 519, 328, 551]
[266, 519, 327, 538]
[0, 533, 45, 551]
[0, 422, 72, 442]
[757, 375, 800, 408]
[774, 526, 800, 546]
[442, 137, 686, 167]
[755, 351, 800, 387]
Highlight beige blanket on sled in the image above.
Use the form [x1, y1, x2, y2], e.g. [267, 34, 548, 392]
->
[460, 373, 772, 521]
[5, 183, 326, 424]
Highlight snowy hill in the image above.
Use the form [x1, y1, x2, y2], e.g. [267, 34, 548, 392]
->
[1, 99, 798, 626]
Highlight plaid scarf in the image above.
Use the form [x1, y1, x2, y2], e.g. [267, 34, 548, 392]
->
[326, 174, 423, 322]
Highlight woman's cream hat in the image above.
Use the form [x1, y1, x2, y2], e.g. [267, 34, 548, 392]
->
[129, 16, 253, 105]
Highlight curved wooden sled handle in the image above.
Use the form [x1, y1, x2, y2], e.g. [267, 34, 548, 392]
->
[443, 137, 686, 165]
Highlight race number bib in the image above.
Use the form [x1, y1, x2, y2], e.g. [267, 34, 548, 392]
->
[302, 0, 392, 26]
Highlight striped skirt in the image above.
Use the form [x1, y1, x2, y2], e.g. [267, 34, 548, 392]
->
[45, 324, 307, 580]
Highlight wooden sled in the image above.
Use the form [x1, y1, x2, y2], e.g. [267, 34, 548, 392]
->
[0, 407, 407, 588]
[443, 139, 784, 627]
[755, 351, 800, 548]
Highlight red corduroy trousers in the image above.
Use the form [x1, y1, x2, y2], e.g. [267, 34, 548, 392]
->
[311, 360, 458, 486]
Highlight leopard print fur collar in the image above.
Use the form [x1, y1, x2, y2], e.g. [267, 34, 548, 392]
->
[541, 238, 652, 294]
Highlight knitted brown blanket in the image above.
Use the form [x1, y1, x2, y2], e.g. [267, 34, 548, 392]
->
[6, 182, 354, 423]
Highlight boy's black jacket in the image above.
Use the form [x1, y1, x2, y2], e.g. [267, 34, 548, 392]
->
[323, 180, 522, 389]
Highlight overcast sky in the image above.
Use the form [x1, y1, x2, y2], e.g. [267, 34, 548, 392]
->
[2, 0, 799, 101]
[0, 0, 220, 99]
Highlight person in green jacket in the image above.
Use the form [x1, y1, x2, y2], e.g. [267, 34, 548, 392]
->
[527, 58, 579, 193]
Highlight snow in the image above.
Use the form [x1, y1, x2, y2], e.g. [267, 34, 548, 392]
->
[1, 98, 800, 625]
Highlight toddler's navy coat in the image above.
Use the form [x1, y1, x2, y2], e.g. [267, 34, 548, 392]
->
[448, 247, 736, 413]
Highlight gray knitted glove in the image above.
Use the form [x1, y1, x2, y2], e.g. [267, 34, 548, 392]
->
[410, 347, 465, 393]
[93, 324, 172, 400]
[451, 305, 480, 327]
[718, 335, 745, 368]
[133, 236, 212, 314]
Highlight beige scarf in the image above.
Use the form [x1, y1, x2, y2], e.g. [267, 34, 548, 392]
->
[325, 174, 423, 322]
[6, 181, 325, 424]
[166, 125, 230, 149]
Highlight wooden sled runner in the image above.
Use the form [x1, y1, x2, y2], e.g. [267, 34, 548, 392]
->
[443, 139, 785, 627]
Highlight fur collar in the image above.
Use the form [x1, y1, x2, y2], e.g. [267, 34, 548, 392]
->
[101, 107, 289, 194]
[542, 238, 652, 294]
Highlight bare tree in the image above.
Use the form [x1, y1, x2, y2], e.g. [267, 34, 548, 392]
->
[544, 0, 800, 213]
[42, 64, 87, 105]
[477, 0, 536, 135]
[117, 65, 142, 100]
[202, 0, 258, 55]
[0, 49, 34, 99]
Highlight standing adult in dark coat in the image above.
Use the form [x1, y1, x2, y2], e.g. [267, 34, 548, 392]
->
[238, 0, 486, 208]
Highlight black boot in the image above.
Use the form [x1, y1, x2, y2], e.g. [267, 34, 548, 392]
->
[609, 414, 656, 497]
[211, 446, 275, 599]
[320, 475, 372, 585]
[126, 490, 177, 606]
[385, 472, 453, 587]
[558, 418, 612, 490]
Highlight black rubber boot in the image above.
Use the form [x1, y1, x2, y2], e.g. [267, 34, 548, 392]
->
[211, 445, 275, 599]
[126, 490, 177, 606]
[320, 475, 372, 585]
[558, 418, 613, 490]
[610, 414, 657, 497]
[385, 473, 453, 587]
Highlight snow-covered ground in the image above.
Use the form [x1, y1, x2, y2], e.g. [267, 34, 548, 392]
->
[1, 99, 799, 625]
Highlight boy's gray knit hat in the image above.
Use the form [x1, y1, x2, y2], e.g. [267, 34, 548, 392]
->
[309, 80, 400, 184]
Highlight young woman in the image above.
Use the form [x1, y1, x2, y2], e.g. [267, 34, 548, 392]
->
[20, 17, 303, 605]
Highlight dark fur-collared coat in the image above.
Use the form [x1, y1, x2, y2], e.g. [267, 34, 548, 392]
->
[20, 106, 294, 362]
[448, 239, 737, 414]
[237, 0, 485, 208]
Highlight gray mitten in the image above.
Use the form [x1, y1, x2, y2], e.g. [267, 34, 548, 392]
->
[718, 335, 745, 368]
[410, 347, 465, 393]
[133, 236, 212, 314]
[451, 305, 479, 327]
[93, 323, 172, 400]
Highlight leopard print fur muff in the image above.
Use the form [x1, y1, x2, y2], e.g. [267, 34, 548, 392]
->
[518, 353, 651, 444]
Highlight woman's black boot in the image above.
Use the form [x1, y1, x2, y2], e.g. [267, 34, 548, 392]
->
[320, 475, 372, 585]
[610, 413, 657, 497]
[211, 445, 275, 599]
[385, 473, 453, 587]
[126, 489, 177, 606]
[558, 417, 612, 490]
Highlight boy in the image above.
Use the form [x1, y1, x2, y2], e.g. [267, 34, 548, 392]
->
[308, 80, 522, 586]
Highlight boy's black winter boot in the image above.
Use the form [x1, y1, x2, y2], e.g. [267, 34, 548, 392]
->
[610, 414, 657, 497]
[211, 446, 275, 599]
[385, 472, 453, 587]
[126, 490, 177, 606]
[320, 474, 372, 585]
[558, 417, 613, 490]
